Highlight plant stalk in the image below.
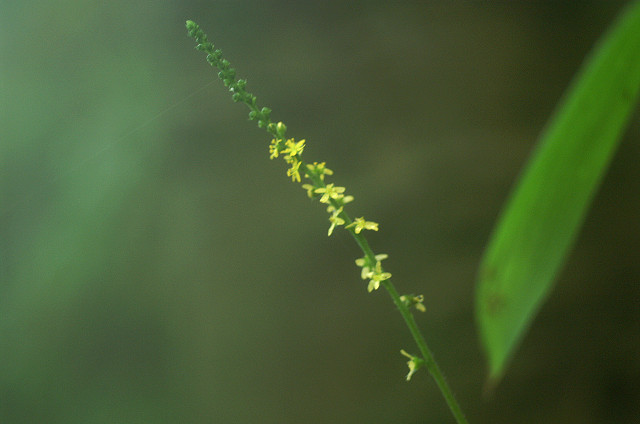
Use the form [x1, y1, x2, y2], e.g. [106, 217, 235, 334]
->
[383, 279, 469, 424]
[186, 20, 469, 423]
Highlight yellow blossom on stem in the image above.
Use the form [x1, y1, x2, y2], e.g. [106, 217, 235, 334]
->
[355, 254, 391, 292]
[269, 138, 283, 159]
[314, 183, 346, 203]
[306, 162, 333, 180]
[186, 21, 471, 421]
[399, 294, 426, 313]
[355, 253, 388, 280]
[365, 260, 392, 292]
[282, 138, 305, 161]
[302, 184, 316, 198]
[287, 159, 302, 182]
[327, 207, 345, 236]
[346, 217, 379, 234]
[400, 350, 425, 381]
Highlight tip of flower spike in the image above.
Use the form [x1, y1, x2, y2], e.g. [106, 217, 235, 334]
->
[186, 20, 202, 39]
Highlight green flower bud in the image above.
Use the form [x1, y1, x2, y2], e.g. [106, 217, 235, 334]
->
[186, 20, 198, 31]
[276, 121, 287, 137]
[196, 42, 212, 52]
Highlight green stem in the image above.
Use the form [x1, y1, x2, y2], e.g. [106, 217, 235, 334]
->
[383, 280, 469, 424]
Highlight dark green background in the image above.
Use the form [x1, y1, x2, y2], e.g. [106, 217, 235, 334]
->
[2, 1, 639, 423]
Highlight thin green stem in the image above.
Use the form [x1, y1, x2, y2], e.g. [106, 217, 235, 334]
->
[186, 20, 469, 424]
[310, 169, 469, 423]
[383, 280, 469, 424]
[310, 172, 468, 423]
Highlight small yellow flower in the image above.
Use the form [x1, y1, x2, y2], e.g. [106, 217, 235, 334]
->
[346, 217, 379, 234]
[302, 184, 316, 198]
[399, 294, 426, 313]
[366, 260, 391, 292]
[400, 350, 424, 381]
[269, 138, 283, 159]
[306, 162, 333, 180]
[282, 138, 305, 161]
[314, 183, 346, 204]
[355, 254, 388, 280]
[287, 159, 302, 182]
[327, 207, 345, 236]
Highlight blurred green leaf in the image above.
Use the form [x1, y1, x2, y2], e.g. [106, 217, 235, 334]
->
[476, 0, 640, 383]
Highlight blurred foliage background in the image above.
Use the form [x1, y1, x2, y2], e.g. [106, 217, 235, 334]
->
[1, 1, 639, 423]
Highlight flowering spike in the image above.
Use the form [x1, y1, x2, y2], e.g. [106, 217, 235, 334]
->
[187, 22, 471, 421]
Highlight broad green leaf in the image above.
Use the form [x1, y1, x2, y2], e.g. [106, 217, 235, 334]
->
[476, 0, 640, 383]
